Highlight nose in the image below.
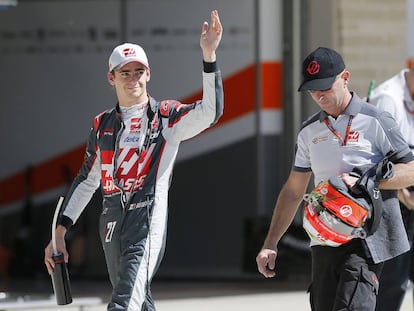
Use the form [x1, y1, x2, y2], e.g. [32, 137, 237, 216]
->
[309, 91, 328, 103]
[130, 72, 141, 81]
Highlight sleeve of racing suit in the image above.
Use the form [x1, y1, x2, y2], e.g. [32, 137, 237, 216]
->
[58, 123, 102, 229]
[161, 61, 224, 144]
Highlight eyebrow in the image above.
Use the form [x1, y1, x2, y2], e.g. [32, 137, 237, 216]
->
[119, 68, 146, 73]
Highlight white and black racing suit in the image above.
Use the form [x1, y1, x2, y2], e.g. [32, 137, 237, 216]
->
[58, 61, 223, 311]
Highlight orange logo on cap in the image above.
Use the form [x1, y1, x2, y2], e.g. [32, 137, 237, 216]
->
[307, 61, 320, 75]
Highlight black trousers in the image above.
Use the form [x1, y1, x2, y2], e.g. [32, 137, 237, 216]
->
[310, 239, 383, 311]
[375, 205, 414, 311]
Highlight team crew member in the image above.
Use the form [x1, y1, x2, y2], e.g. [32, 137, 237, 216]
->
[44, 10, 223, 311]
[256, 47, 414, 311]
[370, 66, 414, 311]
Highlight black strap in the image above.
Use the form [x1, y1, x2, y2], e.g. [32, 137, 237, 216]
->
[353, 151, 397, 233]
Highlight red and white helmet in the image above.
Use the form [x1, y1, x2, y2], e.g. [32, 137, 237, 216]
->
[302, 178, 370, 247]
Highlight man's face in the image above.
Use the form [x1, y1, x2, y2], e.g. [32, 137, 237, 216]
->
[307, 71, 349, 117]
[108, 61, 150, 106]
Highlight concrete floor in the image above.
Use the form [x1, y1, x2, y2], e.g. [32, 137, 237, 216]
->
[0, 279, 413, 311]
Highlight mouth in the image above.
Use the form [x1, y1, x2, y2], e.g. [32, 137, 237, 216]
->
[128, 85, 140, 91]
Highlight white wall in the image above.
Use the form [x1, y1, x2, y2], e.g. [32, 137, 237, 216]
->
[0, 0, 256, 180]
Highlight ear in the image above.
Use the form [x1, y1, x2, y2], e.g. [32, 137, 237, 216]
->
[146, 69, 151, 83]
[107, 72, 115, 86]
[342, 70, 351, 85]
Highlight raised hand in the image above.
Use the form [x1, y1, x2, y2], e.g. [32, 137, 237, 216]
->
[200, 10, 223, 62]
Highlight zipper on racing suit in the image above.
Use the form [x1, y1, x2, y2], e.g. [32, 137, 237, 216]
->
[113, 121, 128, 209]
[116, 101, 155, 210]
[124, 103, 156, 209]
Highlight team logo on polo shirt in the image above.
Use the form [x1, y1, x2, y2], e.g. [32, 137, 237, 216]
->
[347, 131, 359, 142]
[312, 135, 328, 144]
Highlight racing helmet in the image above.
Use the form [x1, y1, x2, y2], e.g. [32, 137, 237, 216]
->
[302, 176, 371, 247]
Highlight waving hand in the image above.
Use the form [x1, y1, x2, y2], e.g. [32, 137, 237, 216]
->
[200, 10, 223, 62]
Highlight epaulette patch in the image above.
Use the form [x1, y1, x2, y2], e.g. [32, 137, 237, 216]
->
[160, 100, 178, 117]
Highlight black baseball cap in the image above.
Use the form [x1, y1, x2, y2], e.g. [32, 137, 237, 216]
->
[298, 47, 345, 92]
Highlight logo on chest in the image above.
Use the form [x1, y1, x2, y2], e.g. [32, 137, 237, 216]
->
[130, 117, 142, 133]
[312, 136, 329, 144]
[346, 131, 359, 143]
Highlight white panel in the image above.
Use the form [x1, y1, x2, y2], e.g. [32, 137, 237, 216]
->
[177, 113, 256, 162]
[260, 109, 283, 135]
[408, 0, 414, 58]
[0, 1, 120, 178]
[177, 109, 283, 162]
[126, 0, 256, 99]
[0, 0, 257, 179]
[259, 0, 283, 61]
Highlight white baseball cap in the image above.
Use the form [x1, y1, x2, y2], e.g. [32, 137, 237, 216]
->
[108, 43, 150, 72]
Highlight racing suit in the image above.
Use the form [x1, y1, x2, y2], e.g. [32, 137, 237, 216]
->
[58, 61, 223, 311]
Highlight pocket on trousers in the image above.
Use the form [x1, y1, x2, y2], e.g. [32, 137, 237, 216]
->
[338, 266, 379, 310]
